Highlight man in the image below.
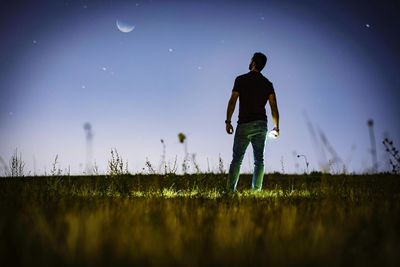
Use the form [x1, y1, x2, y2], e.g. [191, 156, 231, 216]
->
[225, 52, 279, 192]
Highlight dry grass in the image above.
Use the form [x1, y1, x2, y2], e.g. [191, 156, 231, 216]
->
[0, 173, 399, 267]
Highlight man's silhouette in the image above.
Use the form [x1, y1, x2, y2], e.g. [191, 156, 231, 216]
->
[225, 52, 279, 192]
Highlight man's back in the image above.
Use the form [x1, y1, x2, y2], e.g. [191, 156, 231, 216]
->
[225, 52, 279, 192]
[232, 71, 275, 124]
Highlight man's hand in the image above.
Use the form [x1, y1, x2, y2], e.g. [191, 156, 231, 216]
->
[271, 127, 280, 138]
[226, 123, 234, 134]
[225, 91, 239, 135]
[268, 93, 279, 133]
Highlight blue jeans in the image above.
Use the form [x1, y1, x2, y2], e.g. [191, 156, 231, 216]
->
[227, 120, 268, 192]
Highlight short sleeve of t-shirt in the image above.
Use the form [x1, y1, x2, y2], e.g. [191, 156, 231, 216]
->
[232, 77, 241, 94]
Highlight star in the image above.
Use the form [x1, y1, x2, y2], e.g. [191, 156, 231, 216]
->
[365, 23, 371, 28]
[83, 5, 88, 9]
[261, 16, 265, 20]
[168, 48, 173, 52]
[197, 66, 203, 70]
[102, 67, 107, 71]
[33, 40, 37, 44]
[82, 85, 86, 89]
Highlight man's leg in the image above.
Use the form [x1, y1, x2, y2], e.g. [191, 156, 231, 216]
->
[227, 125, 250, 192]
[250, 125, 267, 191]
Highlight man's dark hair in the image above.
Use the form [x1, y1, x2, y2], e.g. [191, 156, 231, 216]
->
[252, 52, 267, 71]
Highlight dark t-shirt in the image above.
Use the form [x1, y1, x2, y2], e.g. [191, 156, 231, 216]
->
[232, 71, 275, 124]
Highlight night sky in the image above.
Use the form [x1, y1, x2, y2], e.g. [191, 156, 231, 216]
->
[0, 0, 399, 175]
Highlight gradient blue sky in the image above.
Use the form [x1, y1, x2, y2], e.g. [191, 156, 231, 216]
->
[0, 0, 399, 175]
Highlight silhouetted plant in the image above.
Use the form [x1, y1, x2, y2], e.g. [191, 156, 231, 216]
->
[319, 131, 345, 173]
[191, 153, 201, 174]
[182, 157, 190, 174]
[367, 119, 378, 173]
[327, 159, 342, 175]
[8, 149, 25, 177]
[47, 157, 63, 192]
[218, 154, 225, 174]
[178, 132, 190, 174]
[304, 113, 352, 174]
[50, 154, 62, 176]
[297, 154, 309, 174]
[92, 161, 99, 175]
[145, 157, 156, 174]
[159, 139, 167, 174]
[383, 138, 399, 174]
[167, 155, 178, 174]
[178, 133, 186, 144]
[83, 122, 94, 175]
[107, 148, 129, 176]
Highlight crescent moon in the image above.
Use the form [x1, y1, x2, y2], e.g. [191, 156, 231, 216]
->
[116, 20, 135, 33]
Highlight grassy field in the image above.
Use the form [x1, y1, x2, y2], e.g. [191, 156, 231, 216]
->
[1, 173, 399, 266]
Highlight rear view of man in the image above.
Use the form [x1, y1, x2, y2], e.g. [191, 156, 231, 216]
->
[225, 52, 280, 192]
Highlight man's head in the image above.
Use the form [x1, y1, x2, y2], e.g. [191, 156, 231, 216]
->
[249, 52, 267, 72]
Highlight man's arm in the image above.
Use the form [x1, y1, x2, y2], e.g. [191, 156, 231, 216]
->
[225, 91, 239, 134]
[269, 93, 279, 131]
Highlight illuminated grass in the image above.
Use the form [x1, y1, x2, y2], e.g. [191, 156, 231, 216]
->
[126, 188, 316, 199]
